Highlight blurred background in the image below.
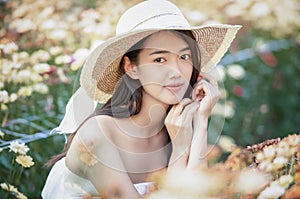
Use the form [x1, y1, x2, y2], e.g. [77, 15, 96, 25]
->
[0, 0, 299, 198]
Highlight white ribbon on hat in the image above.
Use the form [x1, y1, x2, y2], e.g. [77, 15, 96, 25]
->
[50, 86, 98, 134]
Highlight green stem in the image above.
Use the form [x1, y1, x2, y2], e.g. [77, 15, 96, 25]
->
[289, 156, 295, 176]
[8, 154, 16, 183]
[15, 166, 24, 186]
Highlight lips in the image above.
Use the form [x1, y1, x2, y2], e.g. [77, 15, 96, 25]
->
[164, 83, 184, 92]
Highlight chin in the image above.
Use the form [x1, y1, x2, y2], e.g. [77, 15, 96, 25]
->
[163, 95, 184, 105]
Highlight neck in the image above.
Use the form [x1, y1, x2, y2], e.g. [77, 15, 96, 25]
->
[115, 91, 169, 139]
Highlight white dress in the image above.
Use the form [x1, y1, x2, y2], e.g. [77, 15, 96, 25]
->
[41, 157, 154, 198]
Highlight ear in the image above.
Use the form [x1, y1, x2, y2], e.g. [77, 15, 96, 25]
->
[123, 56, 139, 79]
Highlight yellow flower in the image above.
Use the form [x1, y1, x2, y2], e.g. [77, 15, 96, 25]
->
[277, 175, 294, 189]
[258, 183, 285, 199]
[17, 86, 33, 98]
[1, 104, 8, 111]
[258, 160, 274, 172]
[79, 152, 98, 166]
[0, 90, 9, 103]
[2, 42, 18, 54]
[263, 146, 276, 160]
[233, 168, 269, 195]
[16, 191, 28, 199]
[0, 182, 9, 190]
[9, 93, 18, 102]
[16, 155, 35, 168]
[78, 142, 98, 166]
[1, 183, 18, 193]
[276, 141, 291, 157]
[0, 130, 4, 137]
[287, 134, 300, 147]
[8, 184, 18, 193]
[33, 63, 50, 74]
[34, 83, 49, 94]
[0, 182, 27, 198]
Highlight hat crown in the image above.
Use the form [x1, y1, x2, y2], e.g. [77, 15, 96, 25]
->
[116, 0, 190, 35]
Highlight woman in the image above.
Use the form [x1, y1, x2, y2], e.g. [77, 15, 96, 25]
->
[42, 0, 241, 198]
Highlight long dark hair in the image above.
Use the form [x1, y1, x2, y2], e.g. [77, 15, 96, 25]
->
[45, 30, 201, 167]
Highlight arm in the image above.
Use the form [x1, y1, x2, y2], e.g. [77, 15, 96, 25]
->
[187, 115, 208, 169]
[164, 98, 199, 173]
[187, 73, 220, 169]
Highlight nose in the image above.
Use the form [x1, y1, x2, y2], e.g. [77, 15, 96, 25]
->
[168, 58, 181, 79]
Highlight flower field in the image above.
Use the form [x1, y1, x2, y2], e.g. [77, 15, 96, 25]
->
[0, 0, 299, 198]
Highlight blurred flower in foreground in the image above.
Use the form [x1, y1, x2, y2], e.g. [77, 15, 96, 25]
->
[258, 183, 285, 199]
[254, 134, 299, 172]
[145, 133, 299, 199]
[218, 135, 236, 152]
[258, 175, 293, 199]
[233, 168, 269, 195]
[159, 169, 228, 198]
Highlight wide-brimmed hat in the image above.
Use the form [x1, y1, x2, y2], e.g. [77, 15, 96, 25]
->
[80, 0, 241, 102]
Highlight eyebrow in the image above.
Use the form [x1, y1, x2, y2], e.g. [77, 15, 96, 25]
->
[149, 46, 190, 55]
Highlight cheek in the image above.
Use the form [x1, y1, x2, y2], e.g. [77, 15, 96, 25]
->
[137, 66, 167, 85]
[180, 64, 194, 82]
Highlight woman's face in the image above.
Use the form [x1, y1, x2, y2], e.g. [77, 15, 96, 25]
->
[134, 31, 194, 105]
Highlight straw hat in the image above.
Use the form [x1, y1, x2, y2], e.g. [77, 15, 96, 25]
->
[80, 0, 241, 102]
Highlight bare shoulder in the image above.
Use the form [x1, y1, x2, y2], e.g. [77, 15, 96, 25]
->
[77, 115, 115, 141]
[65, 115, 136, 194]
[65, 115, 117, 174]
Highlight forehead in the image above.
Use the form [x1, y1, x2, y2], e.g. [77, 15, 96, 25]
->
[142, 31, 189, 52]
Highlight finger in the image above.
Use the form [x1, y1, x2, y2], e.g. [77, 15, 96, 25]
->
[181, 101, 199, 123]
[193, 89, 205, 101]
[192, 82, 203, 101]
[194, 80, 220, 102]
[167, 98, 192, 125]
[180, 100, 199, 116]
[173, 98, 193, 116]
[192, 81, 209, 101]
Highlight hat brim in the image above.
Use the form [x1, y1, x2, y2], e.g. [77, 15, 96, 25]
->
[80, 24, 241, 102]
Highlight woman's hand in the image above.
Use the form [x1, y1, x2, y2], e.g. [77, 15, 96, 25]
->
[186, 72, 220, 169]
[192, 72, 220, 118]
[164, 98, 199, 169]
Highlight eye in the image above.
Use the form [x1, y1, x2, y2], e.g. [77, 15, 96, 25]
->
[180, 54, 191, 60]
[154, 57, 166, 63]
